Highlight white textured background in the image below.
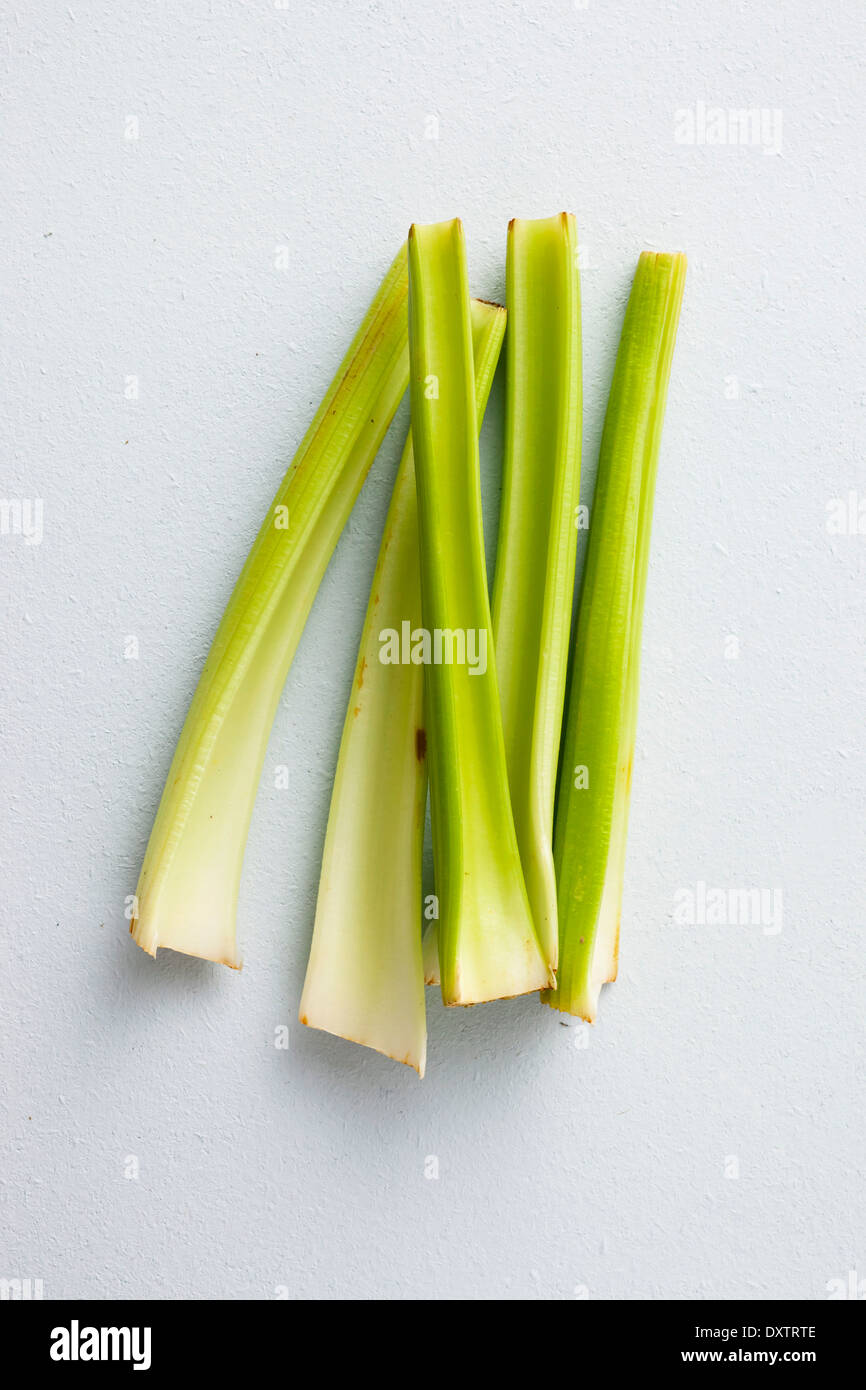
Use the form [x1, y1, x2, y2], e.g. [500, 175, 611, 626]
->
[2, 0, 864, 1301]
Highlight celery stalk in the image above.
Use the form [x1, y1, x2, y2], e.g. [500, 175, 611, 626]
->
[491, 213, 582, 974]
[408, 218, 552, 1005]
[299, 299, 506, 1074]
[545, 251, 686, 1020]
[594, 254, 687, 986]
[131, 249, 410, 967]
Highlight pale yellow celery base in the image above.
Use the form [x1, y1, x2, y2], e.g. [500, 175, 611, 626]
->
[299, 434, 428, 1075]
[448, 907, 552, 1005]
[447, 773, 555, 1006]
[131, 582, 308, 969]
[443, 761, 555, 1006]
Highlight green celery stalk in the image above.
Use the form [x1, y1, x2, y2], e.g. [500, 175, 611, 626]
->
[593, 254, 687, 986]
[131, 249, 410, 967]
[491, 213, 582, 974]
[545, 251, 686, 1019]
[408, 218, 552, 1005]
[299, 299, 507, 1074]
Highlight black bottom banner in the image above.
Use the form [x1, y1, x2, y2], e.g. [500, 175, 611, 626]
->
[4, 1298, 860, 1374]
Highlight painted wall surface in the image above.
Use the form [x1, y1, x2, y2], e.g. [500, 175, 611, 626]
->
[2, 1, 864, 1300]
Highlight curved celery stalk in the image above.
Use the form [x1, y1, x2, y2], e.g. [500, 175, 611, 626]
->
[408, 218, 552, 1005]
[299, 299, 506, 1074]
[545, 251, 686, 1019]
[491, 213, 582, 974]
[131, 249, 410, 967]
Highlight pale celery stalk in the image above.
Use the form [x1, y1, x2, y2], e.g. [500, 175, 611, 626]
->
[491, 213, 582, 975]
[544, 251, 686, 1020]
[130, 249, 410, 967]
[299, 299, 506, 1074]
[408, 218, 552, 1005]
